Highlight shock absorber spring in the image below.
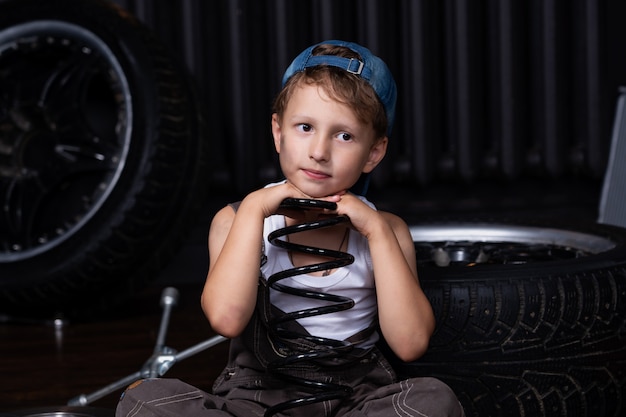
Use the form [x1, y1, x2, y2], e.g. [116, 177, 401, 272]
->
[263, 198, 357, 417]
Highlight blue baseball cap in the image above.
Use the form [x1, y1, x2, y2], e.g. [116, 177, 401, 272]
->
[282, 40, 397, 137]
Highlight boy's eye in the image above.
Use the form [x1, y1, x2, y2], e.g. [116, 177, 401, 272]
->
[338, 132, 352, 141]
[297, 123, 312, 132]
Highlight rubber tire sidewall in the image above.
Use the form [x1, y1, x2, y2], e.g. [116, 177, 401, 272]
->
[391, 220, 626, 417]
[0, 0, 208, 318]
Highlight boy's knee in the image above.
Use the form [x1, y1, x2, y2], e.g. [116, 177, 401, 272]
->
[116, 378, 206, 417]
[421, 377, 465, 417]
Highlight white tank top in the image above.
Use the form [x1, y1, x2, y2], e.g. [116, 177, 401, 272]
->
[260, 192, 379, 348]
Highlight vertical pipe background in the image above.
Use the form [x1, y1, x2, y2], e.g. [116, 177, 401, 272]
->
[112, 0, 626, 196]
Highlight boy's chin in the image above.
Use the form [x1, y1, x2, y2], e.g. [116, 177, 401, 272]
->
[300, 191, 339, 200]
[288, 183, 330, 200]
[287, 178, 351, 200]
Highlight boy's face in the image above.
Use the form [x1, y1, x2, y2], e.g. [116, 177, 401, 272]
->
[272, 84, 387, 198]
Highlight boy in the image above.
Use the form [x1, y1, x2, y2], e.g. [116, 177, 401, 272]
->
[116, 40, 464, 417]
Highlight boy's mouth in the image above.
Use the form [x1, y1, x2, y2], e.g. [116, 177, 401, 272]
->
[302, 168, 331, 180]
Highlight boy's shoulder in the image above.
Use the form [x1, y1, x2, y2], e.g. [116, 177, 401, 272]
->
[379, 210, 411, 236]
[379, 209, 407, 225]
[210, 204, 237, 232]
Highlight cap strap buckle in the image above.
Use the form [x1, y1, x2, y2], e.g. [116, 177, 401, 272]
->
[346, 58, 364, 75]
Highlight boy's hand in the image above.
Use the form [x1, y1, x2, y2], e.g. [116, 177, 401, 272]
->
[247, 182, 309, 218]
[331, 192, 382, 238]
[252, 182, 344, 220]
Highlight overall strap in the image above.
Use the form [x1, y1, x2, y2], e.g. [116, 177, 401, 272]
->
[227, 201, 242, 212]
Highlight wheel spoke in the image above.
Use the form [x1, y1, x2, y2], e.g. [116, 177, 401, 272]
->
[2, 176, 46, 251]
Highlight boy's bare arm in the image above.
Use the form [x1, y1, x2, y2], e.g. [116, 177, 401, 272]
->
[335, 194, 435, 362]
[374, 212, 435, 361]
[201, 199, 265, 338]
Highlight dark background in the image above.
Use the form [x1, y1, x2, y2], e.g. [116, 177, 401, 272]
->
[111, 0, 626, 197]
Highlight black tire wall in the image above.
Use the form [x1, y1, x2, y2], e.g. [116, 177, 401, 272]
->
[0, 0, 208, 318]
[387, 221, 626, 417]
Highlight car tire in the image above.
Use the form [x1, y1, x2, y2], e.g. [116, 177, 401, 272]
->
[0, 0, 208, 319]
[384, 220, 626, 417]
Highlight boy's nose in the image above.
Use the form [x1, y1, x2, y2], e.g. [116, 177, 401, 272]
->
[309, 135, 330, 162]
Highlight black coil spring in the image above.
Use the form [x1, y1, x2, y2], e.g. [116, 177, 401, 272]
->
[263, 198, 356, 417]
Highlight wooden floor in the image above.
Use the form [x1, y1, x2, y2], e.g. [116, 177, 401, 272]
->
[0, 283, 229, 414]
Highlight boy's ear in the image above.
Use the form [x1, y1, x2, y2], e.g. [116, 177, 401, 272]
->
[271, 113, 282, 153]
[363, 137, 388, 173]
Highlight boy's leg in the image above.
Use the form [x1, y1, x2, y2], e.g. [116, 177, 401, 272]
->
[343, 377, 465, 417]
[115, 378, 265, 417]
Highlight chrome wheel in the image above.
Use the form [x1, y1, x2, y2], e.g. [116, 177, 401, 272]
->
[0, 21, 132, 261]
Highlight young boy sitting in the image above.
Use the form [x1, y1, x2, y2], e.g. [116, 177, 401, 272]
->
[116, 40, 464, 417]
